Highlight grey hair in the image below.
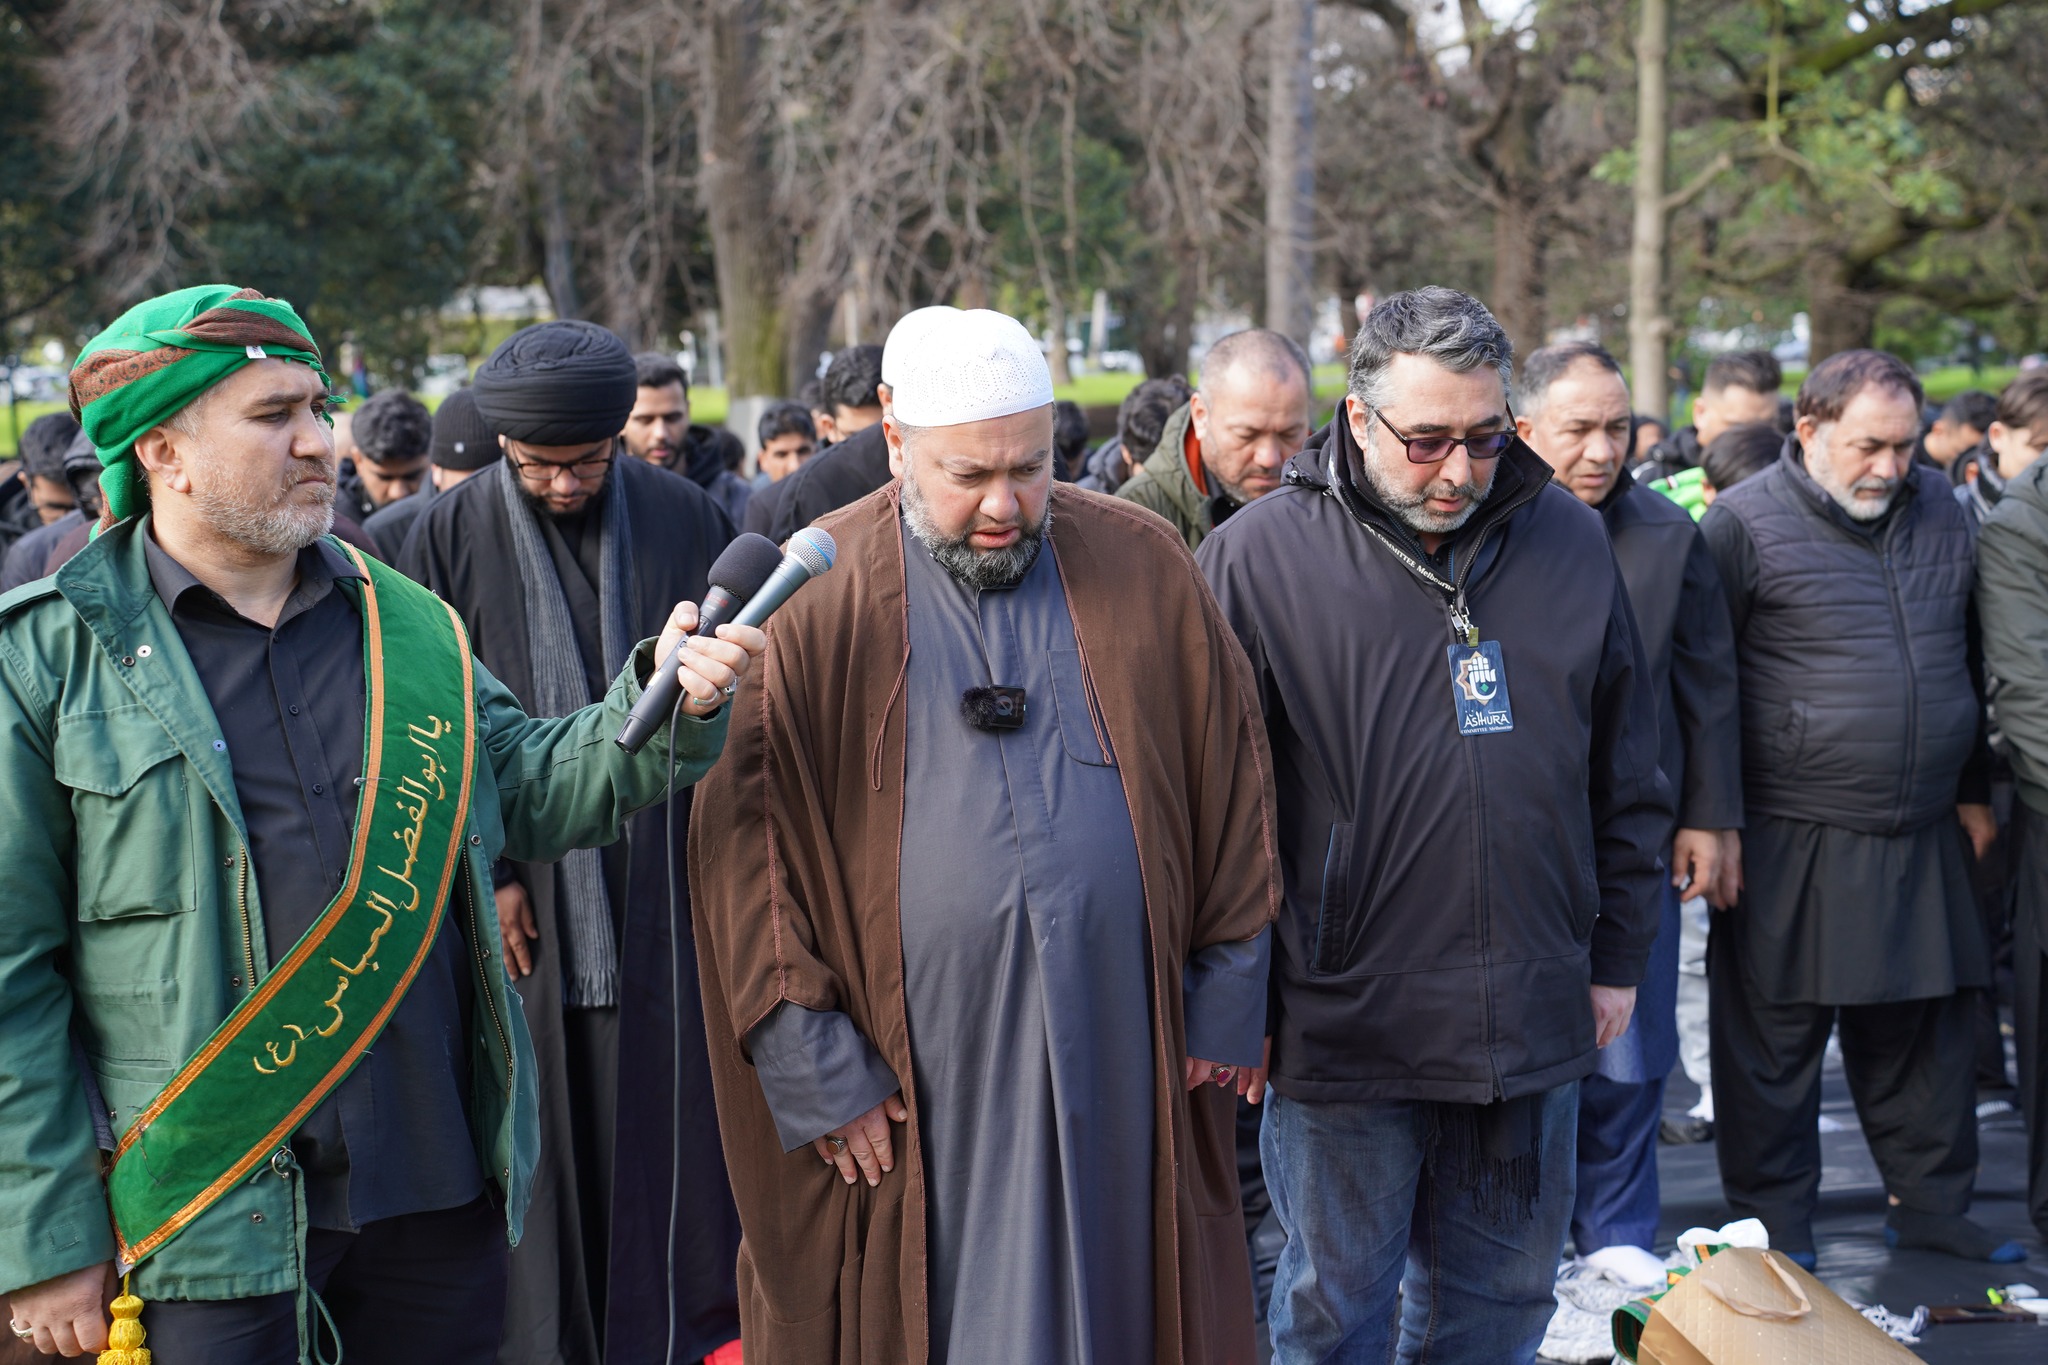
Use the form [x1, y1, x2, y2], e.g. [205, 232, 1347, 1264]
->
[1347, 286, 1513, 412]
[1515, 341, 1622, 416]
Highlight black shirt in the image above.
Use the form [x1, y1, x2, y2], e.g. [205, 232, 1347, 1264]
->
[144, 529, 482, 1230]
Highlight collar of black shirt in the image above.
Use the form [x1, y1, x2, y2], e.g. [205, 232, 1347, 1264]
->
[142, 524, 365, 628]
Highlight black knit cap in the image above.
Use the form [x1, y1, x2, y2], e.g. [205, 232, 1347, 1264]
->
[430, 388, 501, 470]
[471, 319, 636, 446]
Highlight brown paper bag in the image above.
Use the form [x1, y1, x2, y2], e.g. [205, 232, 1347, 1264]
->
[1632, 1249, 1921, 1365]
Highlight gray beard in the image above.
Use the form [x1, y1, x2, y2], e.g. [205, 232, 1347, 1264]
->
[1807, 442, 1899, 522]
[1359, 453, 1491, 538]
[191, 466, 336, 557]
[902, 474, 1050, 590]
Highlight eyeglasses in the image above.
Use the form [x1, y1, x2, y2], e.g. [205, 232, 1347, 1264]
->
[505, 440, 616, 482]
[1370, 407, 1516, 464]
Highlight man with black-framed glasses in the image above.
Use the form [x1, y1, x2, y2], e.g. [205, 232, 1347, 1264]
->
[1198, 287, 1671, 1364]
[399, 320, 745, 1365]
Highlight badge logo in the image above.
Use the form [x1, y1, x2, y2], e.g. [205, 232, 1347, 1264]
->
[1454, 648, 1498, 703]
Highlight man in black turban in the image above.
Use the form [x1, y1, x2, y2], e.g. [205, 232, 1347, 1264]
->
[400, 320, 742, 1365]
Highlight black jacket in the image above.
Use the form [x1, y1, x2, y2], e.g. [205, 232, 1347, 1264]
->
[1598, 471, 1744, 837]
[1198, 416, 1672, 1104]
[764, 422, 891, 541]
[1701, 450, 1984, 834]
[1634, 424, 1703, 484]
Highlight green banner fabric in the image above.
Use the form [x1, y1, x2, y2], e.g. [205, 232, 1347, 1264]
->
[105, 541, 477, 1269]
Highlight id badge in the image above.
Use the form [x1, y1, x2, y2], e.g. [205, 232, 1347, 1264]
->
[1446, 640, 1513, 736]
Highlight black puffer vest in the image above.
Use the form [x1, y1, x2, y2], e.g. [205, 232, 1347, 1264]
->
[1714, 453, 1977, 833]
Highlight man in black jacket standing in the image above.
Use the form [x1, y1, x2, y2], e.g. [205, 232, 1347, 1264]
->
[1201, 288, 1672, 1364]
[1517, 342, 1744, 1299]
[1700, 347, 2019, 1268]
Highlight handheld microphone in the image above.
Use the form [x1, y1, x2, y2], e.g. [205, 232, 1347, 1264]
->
[616, 532, 785, 752]
[729, 526, 837, 629]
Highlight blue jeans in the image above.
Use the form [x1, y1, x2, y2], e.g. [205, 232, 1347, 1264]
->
[1263, 1083, 1578, 1364]
[1573, 883, 1681, 1252]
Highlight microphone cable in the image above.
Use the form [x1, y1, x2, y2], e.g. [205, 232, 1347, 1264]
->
[663, 687, 685, 1365]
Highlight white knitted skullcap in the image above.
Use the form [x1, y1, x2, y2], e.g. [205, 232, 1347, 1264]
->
[883, 307, 1055, 429]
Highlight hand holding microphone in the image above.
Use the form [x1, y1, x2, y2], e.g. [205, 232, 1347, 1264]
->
[651, 606, 765, 719]
[620, 528, 839, 750]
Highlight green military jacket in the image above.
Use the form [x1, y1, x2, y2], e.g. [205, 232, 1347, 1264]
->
[0, 520, 728, 1302]
[1115, 401, 1210, 551]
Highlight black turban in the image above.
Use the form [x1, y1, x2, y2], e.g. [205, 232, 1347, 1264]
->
[352, 388, 433, 466]
[431, 388, 501, 471]
[471, 319, 636, 447]
[19, 412, 82, 482]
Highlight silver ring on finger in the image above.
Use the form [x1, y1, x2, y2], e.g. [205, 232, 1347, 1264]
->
[722, 680, 737, 699]
[9, 1322, 31, 1341]
[827, 1135, 847, 1151]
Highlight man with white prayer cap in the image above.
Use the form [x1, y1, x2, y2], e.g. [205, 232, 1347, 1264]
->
[690, 306, 1280, 1364]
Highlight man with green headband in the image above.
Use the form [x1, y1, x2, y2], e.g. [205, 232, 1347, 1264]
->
[0, 284, 767, 1364]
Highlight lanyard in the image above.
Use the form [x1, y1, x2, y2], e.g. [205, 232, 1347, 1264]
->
[1325, 449, 1482, 646]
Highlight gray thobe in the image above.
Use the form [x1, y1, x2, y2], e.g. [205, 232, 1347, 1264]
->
[749, 521, 1268, 1364]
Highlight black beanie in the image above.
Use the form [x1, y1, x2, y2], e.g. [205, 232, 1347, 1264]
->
[431, 388, 501, 470]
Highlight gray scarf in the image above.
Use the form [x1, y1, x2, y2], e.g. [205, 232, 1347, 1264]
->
[496, 454, 638, 1007]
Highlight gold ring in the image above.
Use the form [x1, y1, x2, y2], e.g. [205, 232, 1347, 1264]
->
[1210, 1065, 1233, 1084]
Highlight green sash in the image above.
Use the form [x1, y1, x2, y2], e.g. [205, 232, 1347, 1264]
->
[106, 543, 479, 1268]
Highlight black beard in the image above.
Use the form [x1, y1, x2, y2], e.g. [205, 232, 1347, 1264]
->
[516, 475, 604, 521]
[902, 476, 1051, 590]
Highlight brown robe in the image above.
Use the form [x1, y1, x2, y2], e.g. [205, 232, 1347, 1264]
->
[688, 482, 1280, 1363]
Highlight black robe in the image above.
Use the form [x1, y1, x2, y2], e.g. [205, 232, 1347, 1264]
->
[399, 454, 741, 1365]
[763, 422, 891, 541]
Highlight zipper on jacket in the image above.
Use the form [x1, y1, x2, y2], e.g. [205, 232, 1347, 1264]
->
[1881, 543, 1918, 831]
[463, 864, 515, 1090]
[235, 847, 258, 992]
[1322, 460, 1515, 1090]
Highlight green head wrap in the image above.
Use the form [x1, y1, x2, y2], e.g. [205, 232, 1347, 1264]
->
[69, 284, 331, 525]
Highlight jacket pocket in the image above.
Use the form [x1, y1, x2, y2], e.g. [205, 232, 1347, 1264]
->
[1310, 822, 1354, 975]
[1048, 649, 1114, 766]
[54, 707, 198, 920]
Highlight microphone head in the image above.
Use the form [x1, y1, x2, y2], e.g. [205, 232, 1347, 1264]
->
[708, 532, 785, 599]
[787, 527, 837, 578]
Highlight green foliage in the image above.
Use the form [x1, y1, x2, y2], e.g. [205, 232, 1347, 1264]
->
[200, 2, 505, 383]
[0, 4, 78, 341]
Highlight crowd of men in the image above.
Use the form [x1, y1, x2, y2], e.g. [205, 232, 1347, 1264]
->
[3, 277, 2048, 1365]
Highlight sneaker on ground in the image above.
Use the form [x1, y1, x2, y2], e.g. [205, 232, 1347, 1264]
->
[1581, 1245, 1669, 1292]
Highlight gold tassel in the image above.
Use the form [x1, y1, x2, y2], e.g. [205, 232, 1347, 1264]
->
[96, 1274, 150, 1365]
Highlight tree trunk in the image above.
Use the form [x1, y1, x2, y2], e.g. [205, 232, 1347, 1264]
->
[1264, 0, 1317, 347]
[1805, 258, 1882, 366]
[1627, 0, 1671, 422]
[697, 0, 784, 400]
[783, 289, 833, 397]
[540, 175, 583, 322]
[1491, 198, 1546, 360]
